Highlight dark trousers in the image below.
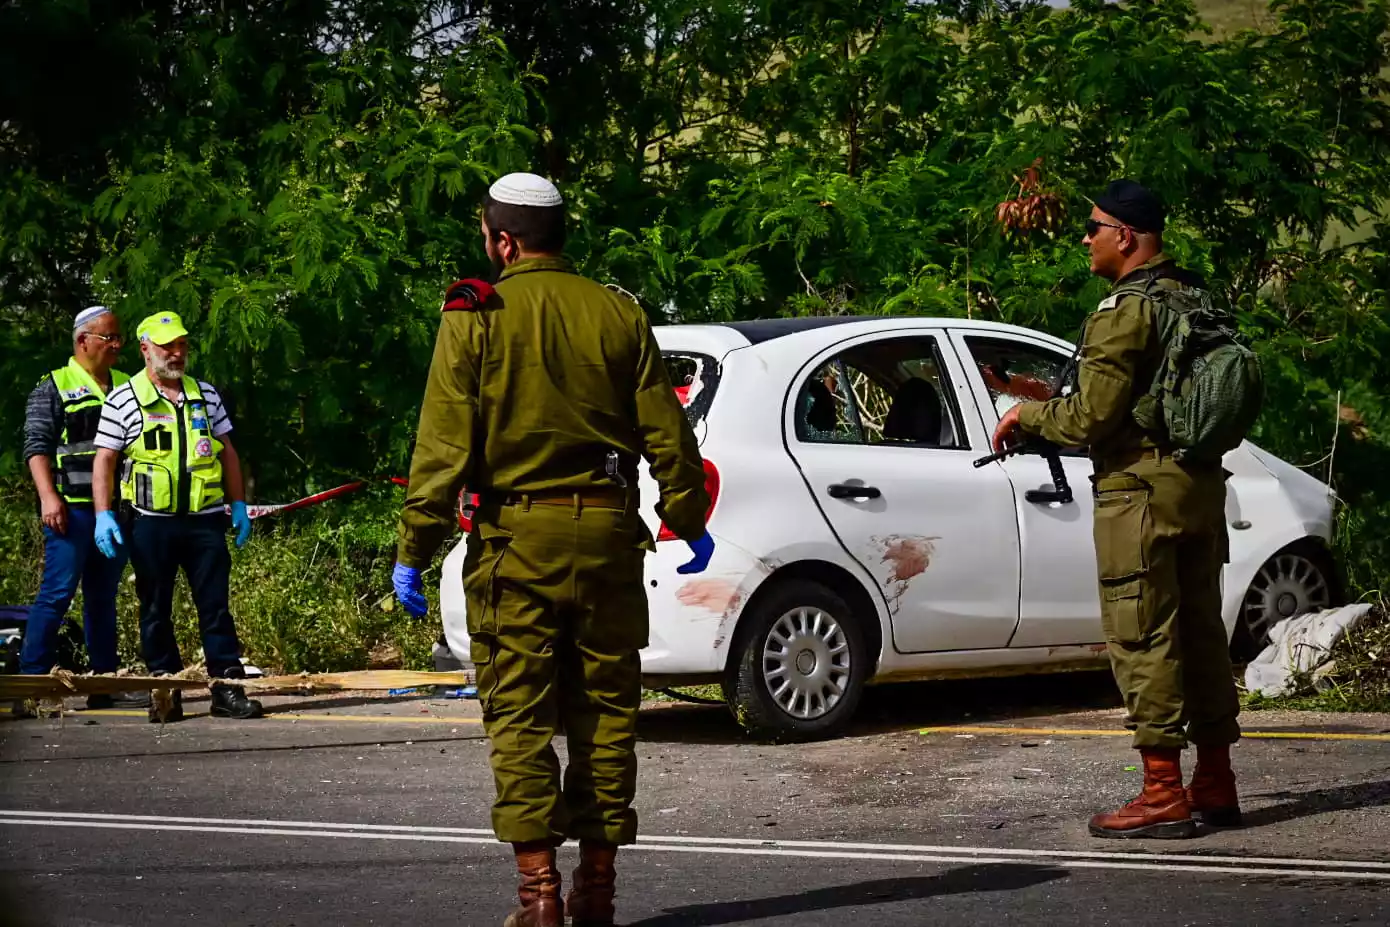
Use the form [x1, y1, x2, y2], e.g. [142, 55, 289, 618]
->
[129, 513, 242, 678]
[20, 506, 125, 675]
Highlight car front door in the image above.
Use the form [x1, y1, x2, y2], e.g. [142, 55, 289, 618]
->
[784, 331, 1022, 654]
[948, 330, 1104, 648]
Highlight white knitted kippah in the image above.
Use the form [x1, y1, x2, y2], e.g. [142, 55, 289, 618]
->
[73, 305, 112, 330]
[488, 172, 563, 207]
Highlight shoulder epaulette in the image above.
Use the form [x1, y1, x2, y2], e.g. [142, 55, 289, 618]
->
[441, 278, 497, 312]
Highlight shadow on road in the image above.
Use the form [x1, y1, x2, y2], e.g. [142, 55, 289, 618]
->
[1241, 779, 1390, 828]
[638, 670, 1121, 745]
[625, 862, 1067, 926]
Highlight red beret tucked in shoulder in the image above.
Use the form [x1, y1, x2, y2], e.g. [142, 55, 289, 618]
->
[441, 278, 497, 311]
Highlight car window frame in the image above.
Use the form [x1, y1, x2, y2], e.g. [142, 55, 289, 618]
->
[949, 329, 1089, 458]
[788, 330, 974, 452]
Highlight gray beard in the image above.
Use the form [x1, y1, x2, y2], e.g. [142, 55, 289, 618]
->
[153, 359, 186, 381]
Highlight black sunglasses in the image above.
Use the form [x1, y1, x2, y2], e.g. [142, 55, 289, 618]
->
[1084, 218, 1130, 238]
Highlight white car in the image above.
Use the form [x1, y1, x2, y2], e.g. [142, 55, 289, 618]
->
[441, 316, 1339, 739]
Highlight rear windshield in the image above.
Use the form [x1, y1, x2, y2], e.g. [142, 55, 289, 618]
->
[663, 351, 720, 426]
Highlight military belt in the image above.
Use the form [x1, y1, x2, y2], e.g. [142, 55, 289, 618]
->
[1101, 445, 1222, 475]
[489, 489, 632, 510]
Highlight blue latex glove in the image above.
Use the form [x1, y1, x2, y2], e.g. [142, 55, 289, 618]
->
[392, 562, 428, 618]
[230, 501, 252, 548]
[94, 510, 124, 559]
[676, 532, 715, 575]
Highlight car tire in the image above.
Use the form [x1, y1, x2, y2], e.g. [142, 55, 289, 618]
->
[723, 580, 869, 742]
[1232, 542, 1340, 663]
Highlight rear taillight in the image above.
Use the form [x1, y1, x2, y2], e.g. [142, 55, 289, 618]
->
[656, 459, 719, 542]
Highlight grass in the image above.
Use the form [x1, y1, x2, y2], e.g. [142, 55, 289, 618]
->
[645, 683, 726, 705]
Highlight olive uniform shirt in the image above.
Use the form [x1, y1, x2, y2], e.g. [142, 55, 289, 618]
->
[1016, 253, 1199, 468]
[397, 256, 710, 569]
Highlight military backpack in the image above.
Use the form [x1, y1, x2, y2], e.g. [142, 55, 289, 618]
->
[1118, 275, 1264, 463]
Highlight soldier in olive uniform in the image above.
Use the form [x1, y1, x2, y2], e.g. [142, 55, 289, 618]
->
[994, 180, 1241, 840]
[394, 173, 714, 927]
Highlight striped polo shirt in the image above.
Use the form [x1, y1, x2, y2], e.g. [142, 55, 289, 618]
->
[95, 377, 234, 516]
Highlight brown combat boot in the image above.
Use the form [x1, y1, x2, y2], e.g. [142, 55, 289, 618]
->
[1187, 743, 1242, 827]
[566, 840, 619, 926]
[502, 842, 563, 927]
[1088, 747, 1197, 839]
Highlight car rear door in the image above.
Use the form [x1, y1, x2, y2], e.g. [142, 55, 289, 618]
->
[784, 329, 1022, 654]
[946, 329, 1104, 648]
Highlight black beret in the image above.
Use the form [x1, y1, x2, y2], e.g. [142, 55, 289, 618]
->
[1093, 179, 1166, 233]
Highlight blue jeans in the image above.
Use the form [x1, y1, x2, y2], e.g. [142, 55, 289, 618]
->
[19, 505, 126, 675]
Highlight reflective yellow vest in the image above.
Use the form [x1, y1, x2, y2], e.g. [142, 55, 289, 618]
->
[50, 359, 130, 504]
[119, 374, 225, 514]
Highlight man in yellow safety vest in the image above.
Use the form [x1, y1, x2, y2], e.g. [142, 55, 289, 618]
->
[17, 306, 145, 711]
[90, 312, 262, 722]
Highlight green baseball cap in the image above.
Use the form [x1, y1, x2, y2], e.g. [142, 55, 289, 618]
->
[136, 312, 190, 346]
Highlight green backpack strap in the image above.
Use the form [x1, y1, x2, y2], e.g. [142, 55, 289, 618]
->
[1105, 274, 1172, 435]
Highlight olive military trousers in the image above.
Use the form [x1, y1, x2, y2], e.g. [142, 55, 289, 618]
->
[463, 495, 650, 846]
[1091, 451, 1241, 750]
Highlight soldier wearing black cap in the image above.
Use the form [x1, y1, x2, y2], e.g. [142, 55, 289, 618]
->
[994, 180, 1241, 840]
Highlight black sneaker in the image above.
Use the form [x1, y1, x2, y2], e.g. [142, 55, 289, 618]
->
[87, 691, 153, 711]
[210, 684, 263, 720]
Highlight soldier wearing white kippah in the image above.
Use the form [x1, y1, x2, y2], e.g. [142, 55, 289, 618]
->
[395, 172, 713, 927]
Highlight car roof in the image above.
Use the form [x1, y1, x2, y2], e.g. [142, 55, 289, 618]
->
[718, 316, 867, 344]
[654, 315, 1076, 358]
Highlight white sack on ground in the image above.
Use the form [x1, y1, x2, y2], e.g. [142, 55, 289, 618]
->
[1244, 603, 1375, 698]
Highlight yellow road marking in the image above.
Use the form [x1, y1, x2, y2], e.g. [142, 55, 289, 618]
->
[72, 709, 483, 726]
[919, 725, 1390, 742]
[46, 713, 1390, 741]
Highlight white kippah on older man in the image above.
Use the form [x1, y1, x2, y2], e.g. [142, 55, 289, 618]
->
[72, 305, 112, 330]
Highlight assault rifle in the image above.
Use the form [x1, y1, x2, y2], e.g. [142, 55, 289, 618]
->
[971, 344, 1083, 505]
[973, 434, 1073, 505]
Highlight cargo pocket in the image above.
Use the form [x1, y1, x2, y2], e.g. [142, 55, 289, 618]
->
[462, 532, 511, 658]
[131, 463, 174, 511]
[1092, 473, 1153, 644]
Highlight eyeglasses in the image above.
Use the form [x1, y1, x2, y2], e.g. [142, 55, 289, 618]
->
[83, 332, 123, 344]
[1084, 218, 1133, 238]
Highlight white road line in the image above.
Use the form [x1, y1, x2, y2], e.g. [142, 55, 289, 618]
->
[2, 810, 1388, 873]
[0, 809, 496, 837]
[1, 812, 1388, 882]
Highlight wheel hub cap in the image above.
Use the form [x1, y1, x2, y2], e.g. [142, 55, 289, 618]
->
[762, 607, 851, 721]
[1243, 553, 1332, 645]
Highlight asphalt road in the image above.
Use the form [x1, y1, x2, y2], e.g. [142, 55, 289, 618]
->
[3, 674, 1389, 926]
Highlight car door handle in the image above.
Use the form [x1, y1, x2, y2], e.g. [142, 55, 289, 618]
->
[828, 483, 881, 500]
[1025, 487, 1074, 505]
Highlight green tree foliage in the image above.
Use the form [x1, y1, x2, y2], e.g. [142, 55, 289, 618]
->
[1, 0, 1388, 629]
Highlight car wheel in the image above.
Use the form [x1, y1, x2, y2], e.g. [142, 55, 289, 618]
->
[723, 580, 868, 741]
[1234, 543, 1337, 662]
